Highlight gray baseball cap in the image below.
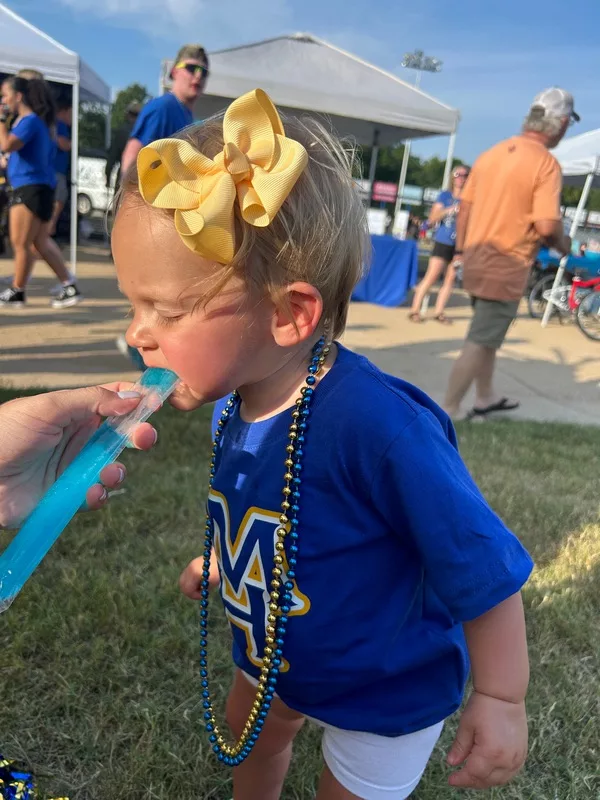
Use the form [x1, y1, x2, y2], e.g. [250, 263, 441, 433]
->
[530, 87, 580, 123]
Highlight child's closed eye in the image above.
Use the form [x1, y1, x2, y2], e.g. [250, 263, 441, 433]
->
[156, 311, 185, 326]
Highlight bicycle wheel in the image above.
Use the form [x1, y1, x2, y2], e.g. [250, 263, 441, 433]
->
[528, 274, 569, 319]
[576, 291, 600, 341]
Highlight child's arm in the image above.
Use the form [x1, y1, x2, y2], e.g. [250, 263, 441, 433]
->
[446, 592, 529, 789]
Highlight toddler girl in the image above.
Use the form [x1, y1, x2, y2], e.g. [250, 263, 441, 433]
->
[112, 89, 532, 800]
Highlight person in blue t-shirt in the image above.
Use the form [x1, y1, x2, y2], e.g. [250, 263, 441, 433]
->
[48, 98, 72, 237]
[120, 43, 209, 177]
[409, 166, 470, 324]
[0, 76, 81, 309]
[112, 92, 532, 799]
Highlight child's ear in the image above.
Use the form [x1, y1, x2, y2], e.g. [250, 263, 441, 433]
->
[271, 282, 323, 347]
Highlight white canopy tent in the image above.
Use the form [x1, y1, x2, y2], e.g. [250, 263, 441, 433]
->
[161, 33, 460, 196]
[553, 128, 600, 188]
[0, 2, 111, 272]
[541, 129, 600, 326]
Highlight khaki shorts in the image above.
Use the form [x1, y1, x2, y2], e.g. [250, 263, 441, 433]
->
[467, 296, 520, 349]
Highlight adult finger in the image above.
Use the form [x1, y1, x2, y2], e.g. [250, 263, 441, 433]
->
[100, 381, 138, 393]
[50, 385, 142, 426]
[85, 483, 109, 511]
[83, 459, 131, 512]
[98, 462, 127, 489]
[129, 422, 157, 450]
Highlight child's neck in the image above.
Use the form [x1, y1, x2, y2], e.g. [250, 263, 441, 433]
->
[238, 341, 338, 423]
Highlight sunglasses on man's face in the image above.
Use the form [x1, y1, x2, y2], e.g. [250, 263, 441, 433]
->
[454, 172, 468, 178]
[176, 62, 209, 79]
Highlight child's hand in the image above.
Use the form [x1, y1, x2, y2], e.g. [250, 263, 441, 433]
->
[446, 690, 528, 789]
[179, 555, 220, 598]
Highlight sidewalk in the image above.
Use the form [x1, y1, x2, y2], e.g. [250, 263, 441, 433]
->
[1, 252, 598, 425]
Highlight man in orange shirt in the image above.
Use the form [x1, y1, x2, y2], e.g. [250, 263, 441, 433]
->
[444, 88, 577, 419]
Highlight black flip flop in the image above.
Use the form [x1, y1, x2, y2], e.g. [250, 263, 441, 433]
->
[466, 398, 520, 420]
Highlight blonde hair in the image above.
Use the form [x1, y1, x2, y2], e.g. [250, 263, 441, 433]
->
[119, 112, 369, 338]
[173, 44, 209, 68]
[17, 68, 44, 80]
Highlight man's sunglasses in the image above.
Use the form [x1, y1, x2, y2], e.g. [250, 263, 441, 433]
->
[453, 171, 469, 178]
[176, 62, 209, 79]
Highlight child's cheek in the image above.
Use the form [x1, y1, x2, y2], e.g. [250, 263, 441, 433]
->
[160, 338, 225, 399]
[161, 338, 199, 382]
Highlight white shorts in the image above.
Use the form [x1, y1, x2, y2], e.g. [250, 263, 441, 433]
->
[241, 672, 443, 799]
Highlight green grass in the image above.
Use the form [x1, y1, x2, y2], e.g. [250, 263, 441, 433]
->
[1, 387, 599, 799]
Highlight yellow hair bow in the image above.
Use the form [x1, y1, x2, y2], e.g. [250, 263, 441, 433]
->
[137, 89, 308, 263]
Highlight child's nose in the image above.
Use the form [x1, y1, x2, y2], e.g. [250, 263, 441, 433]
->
[126, 316, 158, 352]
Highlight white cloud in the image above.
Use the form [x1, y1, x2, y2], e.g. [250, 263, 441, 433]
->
[54, 0, 293, 45]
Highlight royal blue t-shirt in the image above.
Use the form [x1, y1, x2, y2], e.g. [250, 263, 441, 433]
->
[7, 114, 56, 189]
[54, 120, 71, 175]
[131, 93, 194, 145]
[210, 345, 533, 736]
[434, 189, 459, 246]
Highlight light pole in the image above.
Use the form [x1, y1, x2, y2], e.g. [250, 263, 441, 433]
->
[394, 50, 443, 219]
[401, 49, 442, 88]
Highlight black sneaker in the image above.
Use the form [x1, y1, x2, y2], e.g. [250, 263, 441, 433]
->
[51, 283, 83, 309]
[0, 286, 25, 307]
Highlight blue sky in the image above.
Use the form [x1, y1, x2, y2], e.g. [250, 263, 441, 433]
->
[17, 0, 599, 164]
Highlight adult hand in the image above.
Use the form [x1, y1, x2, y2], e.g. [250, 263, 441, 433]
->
[0, 384, 157, 529]
[446, 690, 528, 789]
[449, 255, 463, 271]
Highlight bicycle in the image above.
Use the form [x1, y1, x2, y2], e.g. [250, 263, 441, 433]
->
[574, 275, 600, 341]
[528, 269, 576, 321]
[528, 268, 600, 340]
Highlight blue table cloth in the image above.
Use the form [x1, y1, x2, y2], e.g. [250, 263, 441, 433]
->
[537, 248, 600, 278]
[352, 235, 418, 307]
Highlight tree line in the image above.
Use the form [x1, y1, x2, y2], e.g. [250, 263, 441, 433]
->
[79, 84, 600, 212]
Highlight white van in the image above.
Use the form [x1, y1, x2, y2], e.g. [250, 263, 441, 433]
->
[76, 149, 118, 217]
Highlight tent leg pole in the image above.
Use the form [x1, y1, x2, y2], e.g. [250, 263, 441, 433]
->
[69, 80, 80, 276]
[394, 140, 411, 217]
[104, 101, 112, 248]
[541, 160, 597, 327]
[105, 103, 111, 150]
[443, 131, 457, 189]
[367, 129, 379, 202]
[540, 255, 568, 328]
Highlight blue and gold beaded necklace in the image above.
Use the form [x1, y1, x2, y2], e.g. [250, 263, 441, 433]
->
[198, 336, 329, 766]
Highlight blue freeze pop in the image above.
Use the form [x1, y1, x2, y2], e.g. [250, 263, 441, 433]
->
[0, 367, 179, 612]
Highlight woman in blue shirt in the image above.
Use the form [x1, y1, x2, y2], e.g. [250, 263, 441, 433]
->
[0, 76, 81, 309]
[409, 166, 470, 324]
